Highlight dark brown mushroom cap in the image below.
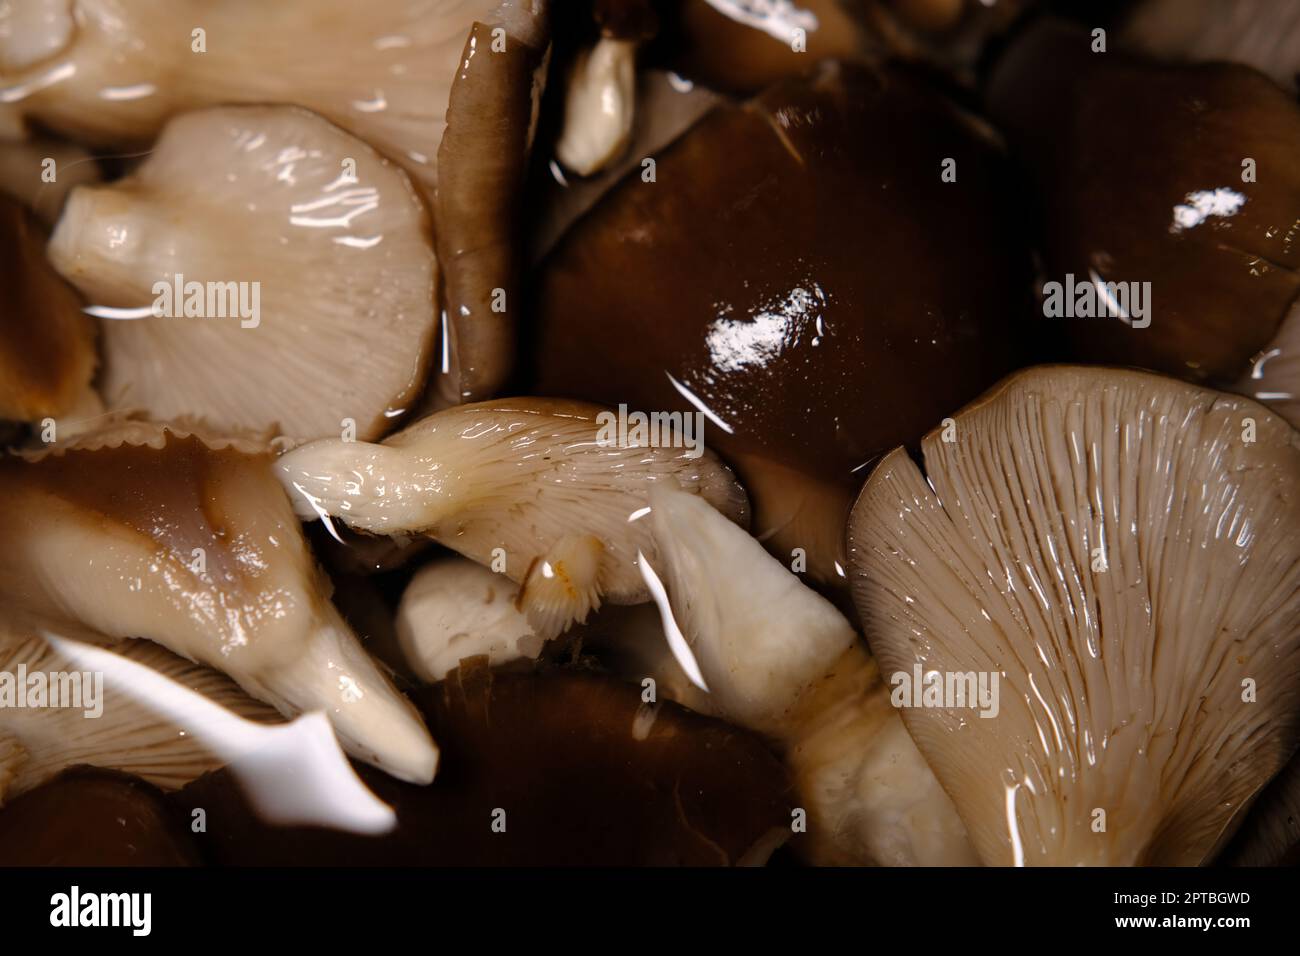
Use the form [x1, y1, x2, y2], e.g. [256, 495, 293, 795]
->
[0, 767, 202, 866]
[0, 194, 95, 422]
[534, 60, 1026, 582]
[988, 21, 1300, 385]
[172, 661, 794, 865]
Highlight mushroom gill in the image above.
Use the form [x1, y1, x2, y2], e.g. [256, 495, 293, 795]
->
[0, 420, 438, 784]
[647, 484, 977, 865]
[46, 105, 436, 441]
[848, 366, 1300, 865]
[274, 398, 749, 638]
[0, 627, 279, 803]
[0, 193, 96, 425]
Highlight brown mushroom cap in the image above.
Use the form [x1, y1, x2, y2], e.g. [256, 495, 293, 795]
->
[172, 661, 795, 865]
[988, 21, 1300, 385]
[0, 194, 95, 423]
[849, 365, 1300, 865]
[534, 59, 1026, 584]
[0, 767, 202, 866]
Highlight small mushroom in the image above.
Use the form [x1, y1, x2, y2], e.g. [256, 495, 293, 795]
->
[1122, 0, 1300, 92]
[0, 767, 202, 866]
[534, 60, 1025, 585]
[554, 34, 639, 177]
[172, 661, 795, 866]
[395, 556, 544, 683]
[0, 420, 438, 784]
[0, 193, 97, 425]
[988, 21, 1300, 386]
[0, 627, 278, 802]
[848, 366, 1300, 865]
[646, 483, 977, 865]
[274, 398, 749, 637]
[46, 105, 436, 441]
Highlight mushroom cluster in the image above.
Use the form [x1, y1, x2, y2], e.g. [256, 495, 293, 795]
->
[1, 1, 1299, 870]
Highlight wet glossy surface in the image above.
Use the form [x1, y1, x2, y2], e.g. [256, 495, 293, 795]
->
[0, 767, 202, 866]
[173, 661, 794, 865]
[989, 23, 1300, 384]
[535, 61, 1026, 578]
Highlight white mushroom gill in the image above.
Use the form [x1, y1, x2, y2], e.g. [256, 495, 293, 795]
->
[0, 421, 438, 785]
[646, 483, 978, 866]
[0, 0, 524, 192]
[0, 626, 280, 804]
[45, 105, 436, 442]
[849, 365, 1300, 866]
[274, 398, 750, 639]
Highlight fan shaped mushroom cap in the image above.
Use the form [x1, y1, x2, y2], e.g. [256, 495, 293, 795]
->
[0, 421, 438, 784]
[646, 483, 976, 865]
[274, 398, 749, 637]
[848, 365, 1300, 865]
[46, 105, 436, 441]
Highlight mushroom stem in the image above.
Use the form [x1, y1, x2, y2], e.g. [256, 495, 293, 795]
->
[646, 484, 977, 865]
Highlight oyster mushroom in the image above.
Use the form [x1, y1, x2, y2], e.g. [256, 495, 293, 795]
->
[0, 420, 438, 784]
[173, 660, 795, 866]
[988, 22, 1300, 386]
[0, 194, 97, 426]
[274, 398, 749, 638]
[848, 366, 1300, 865]
[0, 627, 278, 802]
[646, 483, 977, 865]
[0, 767, 202, 866]
[46, 105, 436, 441]
[534, 60, 1025, 585]
[0, 0, 543, 195]
[396, 556, 544, 682]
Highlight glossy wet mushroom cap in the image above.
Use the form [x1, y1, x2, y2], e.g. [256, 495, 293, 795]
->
[988, 21, 1300, 385]
[0, 767, 202, 866]
[534, 59, 1026, 584]
[173, 661, 794, 865]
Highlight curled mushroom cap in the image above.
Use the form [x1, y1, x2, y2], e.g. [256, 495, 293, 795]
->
[174, 661, 795, 866]
[0, 421, 438, 784]
[396, 556, 543, 683]
[535, 60, 1024, 585]
[647, 484, 976, 865]
[0, 628, 278, 803]
[46, 105, 436, 441]
[0, 194, 96, 424]
[275, 398, 748, 638]
[848, 366, 1300, 865]
[989, 22, 1300, 385]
